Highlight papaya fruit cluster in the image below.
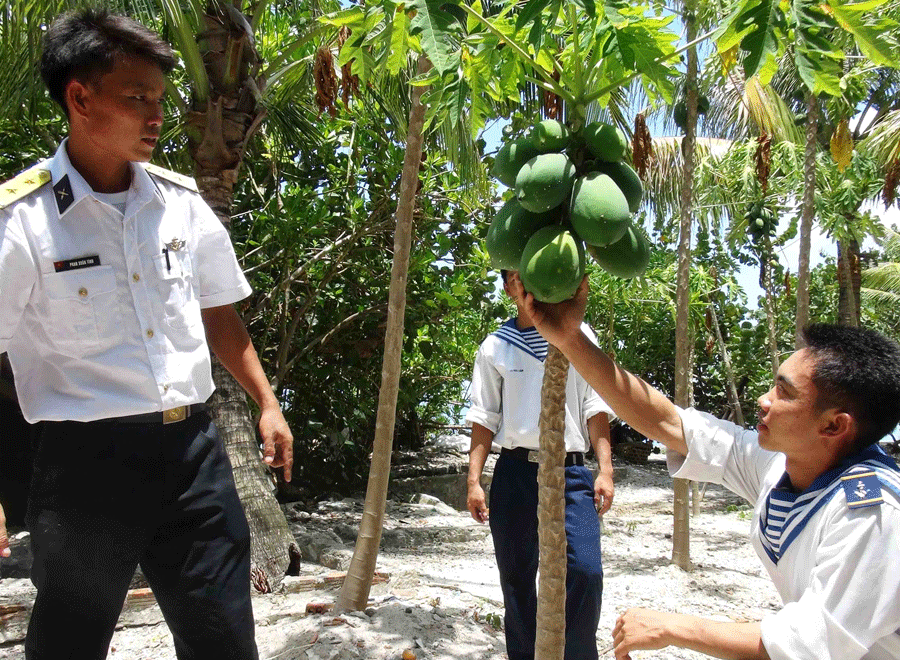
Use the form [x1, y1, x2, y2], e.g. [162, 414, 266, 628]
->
[486, 119, 651, 303]
[745, 202, 776, 241]
[672, 95, 709, 133]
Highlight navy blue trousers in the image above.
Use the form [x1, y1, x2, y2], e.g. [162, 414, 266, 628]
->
[24, 412, 257, 660]
[489, 451, 604, 660]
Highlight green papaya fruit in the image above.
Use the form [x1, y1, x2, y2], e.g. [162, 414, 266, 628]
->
[515, 152, 577, 213]
[529, 119, 572, 153]
[698, 95, 710, 115]
[485, 197, 558, 270]
[586, 222, 651, 279]
[593, 160, 643, 213]
[519, 225, 586, 303]
[582, 122, 628, 162]
[492, 137, 541, 188]
[569, 172, 631, 246]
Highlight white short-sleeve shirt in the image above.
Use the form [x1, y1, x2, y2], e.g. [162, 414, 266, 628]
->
[465, 319, 613, 453]
[670, 407, 900, 660]
[0, 140, 252, 422]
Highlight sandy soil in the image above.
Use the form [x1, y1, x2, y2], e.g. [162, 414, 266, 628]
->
[0, 456, 780, 660]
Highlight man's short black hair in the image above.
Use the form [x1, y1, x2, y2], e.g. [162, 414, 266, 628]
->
[501, 269, 510, 284]
[802, 323, 900, 452]
[40, 8, 176, 116]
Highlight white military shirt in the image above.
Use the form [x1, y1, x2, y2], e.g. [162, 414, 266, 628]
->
[465, 319, 613, 452]
[0, 140, 252, 423]
[669, 407, 900, 660]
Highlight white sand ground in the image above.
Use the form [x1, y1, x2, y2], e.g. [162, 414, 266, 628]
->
[0, 457, 780, 659]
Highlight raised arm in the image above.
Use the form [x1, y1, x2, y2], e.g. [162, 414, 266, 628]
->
[512, 274, 687, 456]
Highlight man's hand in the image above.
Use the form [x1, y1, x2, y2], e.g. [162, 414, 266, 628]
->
[0, 503, 9, 559]
[259, 405, 294, 482]
[594, 471, 614, 515]
[467, 484, 489, 523]
[613, 608, 674, 660]
[508, 272, 589, 350]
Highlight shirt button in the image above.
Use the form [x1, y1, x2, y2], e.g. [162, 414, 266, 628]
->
[132, 273, 140, 282]
[163, 384, 169, 392]
[78, 287, 88, 297]
[146, 329, 154, 339]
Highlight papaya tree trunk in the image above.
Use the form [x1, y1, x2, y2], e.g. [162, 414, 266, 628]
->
[761, 235, 780, 377]
[795, 94, 818, 348]
[672, 0, 698, 572]
[709, 301, 744, 426]
[337, 55, 432, 611]
[535, 346, 570, 660]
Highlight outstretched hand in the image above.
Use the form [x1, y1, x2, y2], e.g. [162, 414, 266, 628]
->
[507, 272, 589, 350]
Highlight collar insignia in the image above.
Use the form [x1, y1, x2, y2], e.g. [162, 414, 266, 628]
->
[53, 175, 74, 215]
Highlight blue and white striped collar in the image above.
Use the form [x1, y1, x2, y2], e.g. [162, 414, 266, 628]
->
[759, 444, 900, 564]
[492, 318, 548, 362]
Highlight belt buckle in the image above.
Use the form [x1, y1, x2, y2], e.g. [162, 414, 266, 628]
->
[527, 449, 540, 463]
[163, 406, 187, 424]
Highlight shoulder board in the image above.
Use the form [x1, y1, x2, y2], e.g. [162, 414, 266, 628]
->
[841, 466, 883, 509]
[0, 164, 52, 211]
[144, 163, 198, 192]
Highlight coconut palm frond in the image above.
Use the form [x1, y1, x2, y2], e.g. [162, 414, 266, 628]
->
[858, 110, 900, 168]
[861, 286, 900, 306]
[862, 262, 900, 295]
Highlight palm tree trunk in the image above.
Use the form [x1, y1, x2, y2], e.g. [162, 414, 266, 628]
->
[337, 55, 432, 611]
[838, 238, 861, 326]
[194, 170, 296, 593]
[535, 346, 570, 660]
[709, 302, 744, 426]
[795, 94, 818, 348]
[672, 0, 698, 572]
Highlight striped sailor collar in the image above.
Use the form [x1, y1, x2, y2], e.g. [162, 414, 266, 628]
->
[760, 444, 900, 564]
[492, 318, 548, 362]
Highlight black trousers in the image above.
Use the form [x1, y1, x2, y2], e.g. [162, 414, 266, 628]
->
[24, 412, 258, 660]
[489, 451, 604, 660]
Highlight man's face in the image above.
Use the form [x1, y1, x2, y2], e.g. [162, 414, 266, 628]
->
[74, 55, 166, 164]
[756, 349, 824, 456]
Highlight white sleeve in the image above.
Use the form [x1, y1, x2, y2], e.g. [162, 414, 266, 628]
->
[668, 407, 780, 505]
[464, 343, 502, 433]
[190, 196, 252, 308]
[578, 324, 614, 424]
[0, 211, 36, 353]
[760, 502, 900, 660]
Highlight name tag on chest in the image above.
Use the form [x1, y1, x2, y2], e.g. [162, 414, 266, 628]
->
[54, 255, 101, 272]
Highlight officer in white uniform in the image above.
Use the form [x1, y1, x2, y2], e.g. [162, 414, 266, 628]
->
[466, 270, 615, 660]
[0, 10, 292, 660]
[512, 275, 900, 660]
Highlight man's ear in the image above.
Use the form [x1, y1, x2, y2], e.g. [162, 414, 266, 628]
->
[65, 79, 92, 121]
[821, 410, 855, 445]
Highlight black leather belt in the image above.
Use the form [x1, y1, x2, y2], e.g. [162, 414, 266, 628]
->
[106, 402, 207, 425]
[502, 446, 584, 467]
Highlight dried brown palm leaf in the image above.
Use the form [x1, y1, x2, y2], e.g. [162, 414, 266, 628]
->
[755, 133, 772, 194]
[314, 46, 338, 118]
[632, 113, 653, 180]
[884, 158, 900, 208]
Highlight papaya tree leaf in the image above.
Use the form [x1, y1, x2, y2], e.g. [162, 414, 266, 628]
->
[827, 0, 899, 68]
[516, 0, 552, 31]
[409, 0, 462, 75]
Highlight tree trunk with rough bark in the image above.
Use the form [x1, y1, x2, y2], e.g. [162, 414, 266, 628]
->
[672, 0, 698, 572]
[337, 55, 432, 612]
[186, 7, 296, 592]
[795, 94, 818, 348]
[837, 238, 862, 327]
[535, 346, 570, 660]
[761, 235, 780, 377]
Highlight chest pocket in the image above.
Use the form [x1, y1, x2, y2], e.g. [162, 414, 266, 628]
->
[152, 250, 198, 329]
[43, 266, 121, 358]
